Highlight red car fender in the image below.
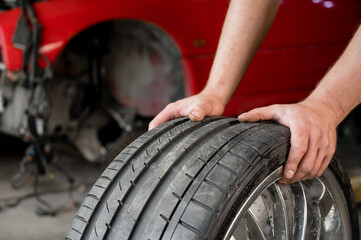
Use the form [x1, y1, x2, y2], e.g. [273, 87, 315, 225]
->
[0, 0, 360, 115]
[0, 0, 227, 71]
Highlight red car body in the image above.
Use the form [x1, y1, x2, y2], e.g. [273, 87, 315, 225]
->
[0, 0, 360, 116]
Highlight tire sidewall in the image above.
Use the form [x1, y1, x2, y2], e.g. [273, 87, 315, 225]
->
[209, 141, 290, 239]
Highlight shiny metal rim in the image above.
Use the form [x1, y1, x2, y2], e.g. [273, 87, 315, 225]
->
[224, 167, 352, 240]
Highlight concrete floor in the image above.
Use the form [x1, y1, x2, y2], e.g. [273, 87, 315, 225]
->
[0, 133, 361, 240]
[0, 135, 107, 240]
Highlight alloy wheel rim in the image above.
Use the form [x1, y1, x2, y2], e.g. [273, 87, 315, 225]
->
[224, 167, 352, 240]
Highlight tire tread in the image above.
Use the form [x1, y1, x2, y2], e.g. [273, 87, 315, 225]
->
[67, 119, 293, 240]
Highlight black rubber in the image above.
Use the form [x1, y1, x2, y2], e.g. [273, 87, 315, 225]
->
[67, 117, 358, 240]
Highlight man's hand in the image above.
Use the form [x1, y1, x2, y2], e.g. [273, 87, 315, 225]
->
[148, 91, 225, 130]
[149, 0, 281, 130]
[238, 100, 338, 183]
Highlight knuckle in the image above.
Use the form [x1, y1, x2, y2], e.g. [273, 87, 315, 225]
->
[194, 102, 205, 109]
[286, 162, 298, 170]
[321, 138, 331, 148]
[314, 130, 323, 141]
[297, 121, 309, 129]
[166, 102, 175, 109]
[329, 147, 336, 156]
[291, 137, 308, 151]
[320, 141, 335, 157]
[300, 164, 313, 173]
[294, 145, 307, 156]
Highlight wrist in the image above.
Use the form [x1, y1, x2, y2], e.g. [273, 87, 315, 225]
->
[302, 96, 345, 125]
[202, 84, 232, 107]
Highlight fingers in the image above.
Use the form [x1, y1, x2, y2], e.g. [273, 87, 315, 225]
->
[279, 125, 309, 183]
[149, 103, 207, 130]
[148, 102, 208, 130]
[148, 103, 180, 130]
[280, 126, 336, 183]
[286, 151, 333, 183]
[151, 100, 337, 183]
[238, 105, 279, 122]
[286, 145, 317, 183]
[304, 148, 324, 179]
[149, 92, 226, 130]
[316, 131, 336, 176]
[148, 98, 212, 130]
[314, 130, 336, 177]
[189, 105, 207, 121]
[238, 103, 337, 184]
[316, 153, 333, 176]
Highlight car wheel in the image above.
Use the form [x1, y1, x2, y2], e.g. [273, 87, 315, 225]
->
[67, 117, 358, 240]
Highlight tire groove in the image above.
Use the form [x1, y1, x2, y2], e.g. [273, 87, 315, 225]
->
[203, 178, 228, 194]
[75, 215, 88, 223]
[98, 176, 112, 181]
[191, 198, 218, 214]
[71, 227, 82, 235]
[240, 140, 264, 155]
[216, 162, 240, 176]
[95, 185, 106, 189]
[94, 226, 98, 238]
[259, 129, 279, 141]
[82, 205, 94, 211]
[179, 220, 204, 236]
[228, 150, 252, 164]
[87, 194, 100, 201]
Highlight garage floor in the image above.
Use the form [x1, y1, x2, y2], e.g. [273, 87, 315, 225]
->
[0, 133, 361, 240]
[0, 135, 107, 240]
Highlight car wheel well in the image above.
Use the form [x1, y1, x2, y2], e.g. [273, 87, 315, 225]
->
[53, 19, 185, 117]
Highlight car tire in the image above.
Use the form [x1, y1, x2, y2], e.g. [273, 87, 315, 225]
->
[67, 117, 359, 240]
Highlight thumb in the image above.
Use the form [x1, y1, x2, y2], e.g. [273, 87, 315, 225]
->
[238, 106, 278, 122]
[189, 105, 207, 121]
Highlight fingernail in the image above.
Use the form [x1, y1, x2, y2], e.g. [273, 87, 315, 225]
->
[190, 111, 201, 120]
[285, 170, 295, 179]
[238, 114, 246, 121]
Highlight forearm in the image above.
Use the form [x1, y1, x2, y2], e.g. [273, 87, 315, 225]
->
[305, 24, 361, 124]
[203, 0, 281, 105]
